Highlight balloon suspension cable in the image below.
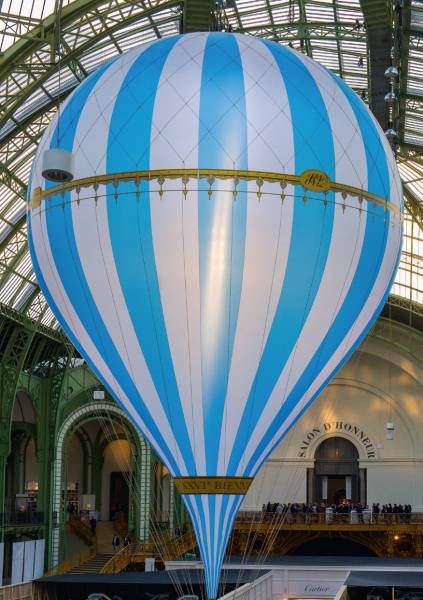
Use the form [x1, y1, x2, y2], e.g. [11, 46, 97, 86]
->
[86, 202, 197, 597]
[95, 407, 194, 599]
[227, 209, 367, 595]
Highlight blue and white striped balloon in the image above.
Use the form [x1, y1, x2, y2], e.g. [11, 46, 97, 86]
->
[28, 32, 402, 597]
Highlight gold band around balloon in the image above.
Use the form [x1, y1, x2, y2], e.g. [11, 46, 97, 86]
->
[174, 476, 253, 495]
[29, 168, 402, 220]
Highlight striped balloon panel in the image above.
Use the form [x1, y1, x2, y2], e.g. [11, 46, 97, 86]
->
[28, 32, 403, 598]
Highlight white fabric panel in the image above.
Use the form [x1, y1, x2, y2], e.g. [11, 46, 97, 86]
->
[149, 185, 205, 473]
[71, 45, 145, 177]
[64, 49, 182, 471]
[378, 123, 403, 210]
[34, 539, 45, 579]
[239, 53, 369, 473]
[298, 52, 368, 190]
[234, 34, 296, 172]
[219, 36, 296, 472]
[213, 494, 223, 569]
[69, 45, 183, 472]
[23, 540, 36, 582]
[29, 209, 161, 459]
[240, 200, 365, 473]
[11, 541, 24, 585]
[249, 218, 402, 474]
[301, 52, 402, 213]
[71, 191, 183, 472]
[150, 34, 207, 473]
[48, 46, 181, 468]
[150, 33, 206, 169]
[202, 494, 212, 565]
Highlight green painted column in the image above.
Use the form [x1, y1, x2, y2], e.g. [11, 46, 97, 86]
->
[0, 454, 7, 530]
[129, 442, 139, 535]
[36, 381, 54, 521]
[91, 447, 104, 516]
[0, 418, 11, 527]
[37, 448, 51, 518]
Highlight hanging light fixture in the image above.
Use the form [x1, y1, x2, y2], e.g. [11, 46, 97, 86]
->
[384, 65, 399, 81]
[42, 148, 75, 182]
[383, 65, 399, 146]
[386, 422, 395, 440]
[384, 91, 397, 104]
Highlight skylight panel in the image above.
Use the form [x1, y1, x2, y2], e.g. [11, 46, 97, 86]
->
[305, 3, 335, 21]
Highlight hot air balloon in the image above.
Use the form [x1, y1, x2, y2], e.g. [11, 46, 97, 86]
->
[28, 32, 402, 598]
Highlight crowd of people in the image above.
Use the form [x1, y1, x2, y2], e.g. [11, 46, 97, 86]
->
[262, 501, 413, 514]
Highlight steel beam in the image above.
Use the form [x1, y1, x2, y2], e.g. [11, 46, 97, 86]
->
[399, 0, 412, 145]
[0, 302, 63, 344]
[404, 186, 423, 231]
[359, 0, 392, 132]
[182, 0, 213, 32]
[0, 0, 182, 131]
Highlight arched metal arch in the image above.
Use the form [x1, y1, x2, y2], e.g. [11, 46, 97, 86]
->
[50, 401, 151, 567]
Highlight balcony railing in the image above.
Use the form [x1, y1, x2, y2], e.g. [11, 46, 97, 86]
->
[236, 511, 422, 526]
[1, 511, 45, 525]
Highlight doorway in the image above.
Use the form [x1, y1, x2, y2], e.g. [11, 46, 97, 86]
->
[327, 476, 346, 504]
[109, 472, 129, 520]
[311, 437, 365, 504]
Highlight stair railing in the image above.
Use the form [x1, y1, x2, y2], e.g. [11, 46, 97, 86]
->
[100, 543, 133, 574]
[67, 515, 96, 546]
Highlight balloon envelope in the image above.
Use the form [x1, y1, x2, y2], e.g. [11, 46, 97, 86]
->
[28, 32, 402, 598]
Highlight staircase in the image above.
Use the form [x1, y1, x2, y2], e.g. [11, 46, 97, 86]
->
[67, 515, 95, 546]
[95, 520, 118, 554]
[67, 553, 114, 574]
[47, 520, 122, 576]
[53, 521, 196, 577]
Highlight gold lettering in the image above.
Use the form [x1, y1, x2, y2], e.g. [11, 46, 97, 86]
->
[174, 477, 253, 495]
[300, 170, 331, 192]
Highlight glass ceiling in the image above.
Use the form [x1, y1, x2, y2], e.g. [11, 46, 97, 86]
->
[0, 0, 422, 329]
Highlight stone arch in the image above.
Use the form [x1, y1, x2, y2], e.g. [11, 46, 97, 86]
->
[50, 401, 151, 568]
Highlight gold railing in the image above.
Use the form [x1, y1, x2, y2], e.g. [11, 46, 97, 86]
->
[101, 528, 199, 573]
[100, 539, 155, 574]
[67, 515, 95, 546]
[162, 528, 197, 560]
[100, 543, 133, 574]
[236, 510, 423, 524]
[29, 168, 402, 219]
[235, 511, 423, 529]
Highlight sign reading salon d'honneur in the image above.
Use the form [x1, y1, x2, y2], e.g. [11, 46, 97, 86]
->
[298, 421, 376, 459]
